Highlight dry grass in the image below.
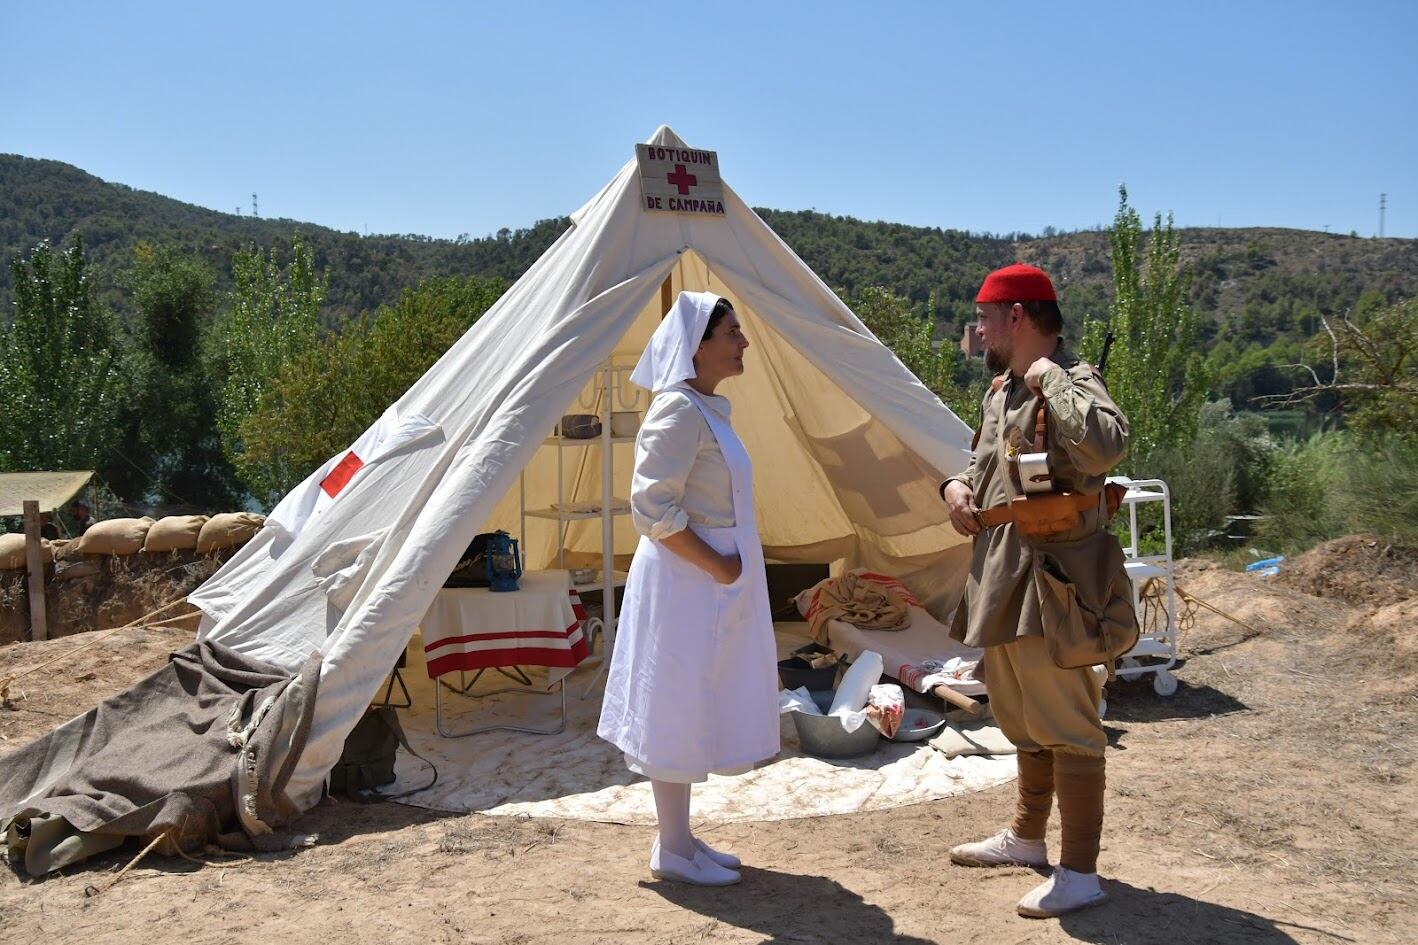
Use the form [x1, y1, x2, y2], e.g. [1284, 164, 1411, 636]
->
[435, 815, 561, 859]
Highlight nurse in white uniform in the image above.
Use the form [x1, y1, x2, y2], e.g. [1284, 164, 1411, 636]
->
[597, 291, 780, 886]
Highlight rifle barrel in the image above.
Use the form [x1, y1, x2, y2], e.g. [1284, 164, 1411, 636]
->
[1098, 329, 1116, 375]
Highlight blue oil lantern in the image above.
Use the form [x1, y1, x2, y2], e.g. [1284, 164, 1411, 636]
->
[484, 530, 522, 592]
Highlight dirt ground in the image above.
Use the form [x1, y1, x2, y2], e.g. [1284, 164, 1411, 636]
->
[0, 542, 1414, 945]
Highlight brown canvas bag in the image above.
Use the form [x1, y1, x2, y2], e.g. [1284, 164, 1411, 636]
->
[1030, 530, 1139, 669]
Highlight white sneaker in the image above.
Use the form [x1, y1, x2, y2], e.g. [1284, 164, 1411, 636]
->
[1016, 867, 1107, 918]
[693, 836, 741, 869]
[949, 828, 1048, 868]
[650, 840, 741, 886]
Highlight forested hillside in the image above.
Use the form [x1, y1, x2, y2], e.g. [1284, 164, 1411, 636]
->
[5, 151, 1417, 360]
[0, 154, 564, 322]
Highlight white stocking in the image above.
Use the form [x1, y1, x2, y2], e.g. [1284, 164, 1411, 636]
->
[651, 780, 694, 860]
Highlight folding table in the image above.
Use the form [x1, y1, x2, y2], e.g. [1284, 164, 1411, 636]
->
[420, 569, 591, 736]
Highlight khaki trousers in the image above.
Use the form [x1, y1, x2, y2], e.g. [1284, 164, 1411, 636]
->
[985, 634, 1106, 757]
[987, 634, 1108, 873]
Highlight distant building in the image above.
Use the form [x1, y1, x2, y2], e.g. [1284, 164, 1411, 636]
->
[961, 321, 984, 358]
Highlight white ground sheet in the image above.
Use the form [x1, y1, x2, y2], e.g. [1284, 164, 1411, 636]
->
[388, 626, 1015, 823]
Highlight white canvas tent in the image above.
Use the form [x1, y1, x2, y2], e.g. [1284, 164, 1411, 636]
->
[190, 126, 976, 811]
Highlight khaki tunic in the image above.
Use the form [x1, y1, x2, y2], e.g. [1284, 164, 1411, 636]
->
[947, 342, 1130, 649]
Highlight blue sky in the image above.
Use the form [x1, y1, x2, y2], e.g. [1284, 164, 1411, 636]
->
[4, 1, 1415, 238]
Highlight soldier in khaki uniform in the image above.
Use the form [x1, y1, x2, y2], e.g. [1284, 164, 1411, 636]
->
[941, 263, 1134, 918]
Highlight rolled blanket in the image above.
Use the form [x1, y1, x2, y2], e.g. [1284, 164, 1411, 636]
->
[806, 572, 911, 646]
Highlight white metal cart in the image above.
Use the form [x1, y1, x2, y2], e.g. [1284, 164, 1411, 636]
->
[1109, 476, 1180, 696]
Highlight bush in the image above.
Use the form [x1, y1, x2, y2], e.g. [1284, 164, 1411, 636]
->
[1333, 438, 1418, 547]
[1130, 400, 1277, 556]
[1258, 433, 1418, 551]
[1140, 439, 1237, 556]
[1256, 433, 1347, 550]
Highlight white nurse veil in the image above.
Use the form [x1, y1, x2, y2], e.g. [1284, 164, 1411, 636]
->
[629, 290, 721, 393]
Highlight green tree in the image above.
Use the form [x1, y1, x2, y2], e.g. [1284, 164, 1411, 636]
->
[0, 238, 127, 473]
[1263, 297, 1418, 444]
[1081, 186, 1208, 470]
[237, 274, 505, 507]
[116, 243, 242, 508]
[844, 285, 985, 420]
[208, 235, 327, 504]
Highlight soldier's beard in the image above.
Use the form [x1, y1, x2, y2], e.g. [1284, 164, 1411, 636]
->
[985, 343, 1011, 374]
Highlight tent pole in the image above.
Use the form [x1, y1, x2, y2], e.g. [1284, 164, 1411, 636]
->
[601, 361, 616, 655]
[660, 274, 672, 315]
[23, 500, 47, 641]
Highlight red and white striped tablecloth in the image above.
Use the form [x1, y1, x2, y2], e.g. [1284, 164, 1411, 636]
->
[420, 570, 591, 680]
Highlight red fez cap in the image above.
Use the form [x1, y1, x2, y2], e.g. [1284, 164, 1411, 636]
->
[976, 263, 1057, 304]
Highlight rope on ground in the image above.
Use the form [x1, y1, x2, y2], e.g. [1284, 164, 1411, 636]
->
[141, 611, 202, 630]
[0, 596, 190, 704]
[1174, 585, 1267, 641]
[175, 845, 254, 868]
[78, 813, 253, 897]
[1139, 578, 1200, 651]
[83, 828, 171, 898]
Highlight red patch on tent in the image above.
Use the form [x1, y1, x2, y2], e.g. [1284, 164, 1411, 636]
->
[320, 451, 364, 497]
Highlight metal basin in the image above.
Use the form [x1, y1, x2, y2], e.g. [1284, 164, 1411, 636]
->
[791, 691, 881, 759]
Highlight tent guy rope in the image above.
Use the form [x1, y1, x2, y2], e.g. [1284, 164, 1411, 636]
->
[0, 596, 189, 704]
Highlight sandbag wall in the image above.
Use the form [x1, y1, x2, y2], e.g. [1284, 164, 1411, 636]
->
[0, 513, 265, 644]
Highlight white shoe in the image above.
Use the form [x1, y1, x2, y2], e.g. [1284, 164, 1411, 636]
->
[1016, 867, 1107, 918]
[650, 841, 741, 886]
[949, 828, 1049, 868]
[693, 836, 741, 869]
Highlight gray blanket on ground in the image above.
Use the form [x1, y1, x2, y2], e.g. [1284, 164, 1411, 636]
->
[0, 640, 321, 876]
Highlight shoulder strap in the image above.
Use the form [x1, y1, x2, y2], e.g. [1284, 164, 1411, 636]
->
[970, 375, 1008, 451]
[355, 709, 438, 802]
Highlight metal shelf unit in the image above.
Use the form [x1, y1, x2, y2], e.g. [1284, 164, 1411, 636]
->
[518, 360, 642, 674]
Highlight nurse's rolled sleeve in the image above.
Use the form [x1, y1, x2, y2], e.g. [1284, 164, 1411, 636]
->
[630, 394, 700, 540]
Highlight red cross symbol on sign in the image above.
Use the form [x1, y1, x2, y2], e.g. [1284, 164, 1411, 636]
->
[666, 164, 698, 195]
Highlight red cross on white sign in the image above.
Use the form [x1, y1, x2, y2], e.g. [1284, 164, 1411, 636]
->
[666, 164, 698, 195]
[635, 143, 725, 216]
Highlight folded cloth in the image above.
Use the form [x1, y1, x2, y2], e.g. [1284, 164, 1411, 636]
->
[779, 687, 821, 716]
[804, 572, 912, 646]
[929, 719, 1018, 758]
[900, 656, 982, 695]
[867, 684, 905, 738]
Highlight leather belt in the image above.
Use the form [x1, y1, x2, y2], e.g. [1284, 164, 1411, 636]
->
[973, 483, 1126, 538]
[974, 491, 1101, 530]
